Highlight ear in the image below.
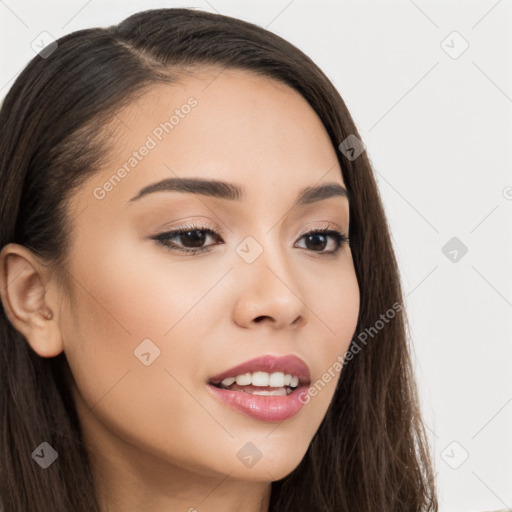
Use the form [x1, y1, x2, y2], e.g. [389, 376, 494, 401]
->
[0, 243, 64, 358]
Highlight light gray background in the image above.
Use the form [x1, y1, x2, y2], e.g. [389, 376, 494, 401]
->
[1, 1, 511, 510]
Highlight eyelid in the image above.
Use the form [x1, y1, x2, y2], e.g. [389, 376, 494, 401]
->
[296, 221, 345, 237]
[155, 217, 220, 233]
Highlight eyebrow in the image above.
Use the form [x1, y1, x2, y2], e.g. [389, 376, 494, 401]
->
[128, 177, 350, 207]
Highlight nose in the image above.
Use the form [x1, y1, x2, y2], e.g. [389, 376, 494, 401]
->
[231, 241, 307, 331]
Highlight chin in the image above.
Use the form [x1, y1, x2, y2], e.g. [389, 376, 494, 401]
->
[224, 436, 311, 482]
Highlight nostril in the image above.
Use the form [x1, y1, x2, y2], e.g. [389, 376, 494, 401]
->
[254, 316, 271, 323]
[293, 316, 305, 327]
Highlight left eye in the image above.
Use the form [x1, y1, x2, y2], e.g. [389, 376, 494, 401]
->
[295, 229, 348, 253]
[152, 225, 349, 255]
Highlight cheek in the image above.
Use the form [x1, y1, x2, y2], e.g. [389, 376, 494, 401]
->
[301, 251, 360, 348]
[65, 227, 221, 339]
[296, 256, 360, 410]
[59, 245, 237, 475]
[59, 230, 232, 419]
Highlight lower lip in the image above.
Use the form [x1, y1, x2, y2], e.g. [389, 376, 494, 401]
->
[206, 384, 309, 422]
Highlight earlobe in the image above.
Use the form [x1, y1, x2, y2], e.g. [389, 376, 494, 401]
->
[0, 243, 64, 358]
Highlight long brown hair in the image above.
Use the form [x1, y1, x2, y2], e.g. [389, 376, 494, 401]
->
[0, 7, 437, 511]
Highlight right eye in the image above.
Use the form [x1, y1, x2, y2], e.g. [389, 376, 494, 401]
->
[151, 224, 223, 254]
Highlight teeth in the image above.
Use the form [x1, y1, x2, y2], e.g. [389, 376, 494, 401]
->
[249, 388, 287, 396]
[252, 371, 269, 386]
[269, 372, 285, 387]
[219, 371, 300, 388]
[235, 373, 252, 386]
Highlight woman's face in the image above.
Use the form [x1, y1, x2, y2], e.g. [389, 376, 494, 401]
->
[58, 68, 360, 486]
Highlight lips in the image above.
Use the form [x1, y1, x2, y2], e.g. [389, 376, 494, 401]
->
[208, 354, 311, 386]
[206, 354, 311, 422]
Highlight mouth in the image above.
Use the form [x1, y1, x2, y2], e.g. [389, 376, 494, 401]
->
[209, 372, 304, 396]
[206, 354, 311, 422]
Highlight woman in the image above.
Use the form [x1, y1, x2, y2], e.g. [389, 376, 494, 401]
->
[0, 7, 438, 511]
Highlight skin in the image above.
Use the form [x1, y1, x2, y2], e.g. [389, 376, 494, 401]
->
[0, 67, 360, 511]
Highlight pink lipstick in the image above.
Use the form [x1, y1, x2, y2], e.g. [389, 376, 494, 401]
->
[207, 354, 311, 422]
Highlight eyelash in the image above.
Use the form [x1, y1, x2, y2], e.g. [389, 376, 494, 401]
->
[151, 222, 350, 256]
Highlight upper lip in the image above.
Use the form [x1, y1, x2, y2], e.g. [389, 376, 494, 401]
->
[208, 354, 311, 385]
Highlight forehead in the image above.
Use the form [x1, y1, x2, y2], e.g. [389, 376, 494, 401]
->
[73, 67, 346, 216]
